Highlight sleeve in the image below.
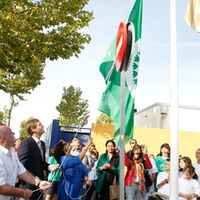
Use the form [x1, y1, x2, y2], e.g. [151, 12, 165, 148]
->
[125, 153, 131, 167]
[96, 154, 105, 173]
[155, 157, 160, 171]
[48, 156, 56, 165]
[60, 156, 80, 170]
[150, 158, 158, 174]
[82, 155, 88, 168]
[15, 153, 26, 176]
[193, 180, 200, 196]
[81, 163, 88, 179]
[0, 157, 6, 186]
[144, 154, 152, 169]
[156, 172, 165, 187]
[17, 139, 30, 167]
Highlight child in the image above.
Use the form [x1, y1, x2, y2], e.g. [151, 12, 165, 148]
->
[156, 159, 170, 197]
[45, 140, 66, 200]
[178, 165, 200, 200]
[179, 156, 192, 177]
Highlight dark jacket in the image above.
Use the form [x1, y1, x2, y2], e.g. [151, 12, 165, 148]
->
[18, 137, 49, 199]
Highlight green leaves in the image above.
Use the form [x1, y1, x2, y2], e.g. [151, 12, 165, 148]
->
[19, 116, 34, 140]
[96, 113, 113, 125]
[56, 85, 89, 128]
[0, 0, 93, 125]
[0, 0, 93, 72]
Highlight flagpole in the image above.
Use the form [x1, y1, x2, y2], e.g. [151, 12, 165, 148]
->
[120, 67, 125, 200]
[169, 0, 179, 199]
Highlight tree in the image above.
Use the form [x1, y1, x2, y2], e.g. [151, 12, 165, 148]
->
[96, 113, 113, 124]
[56, 85, 89, 128]
[0, 0, 93, 125]
[19, 117, 34, 140]
[0, 111, 5, 125]
[0, 64, 44, 126]
[0, 107, 9, 125]
[0, 0, 93, 72]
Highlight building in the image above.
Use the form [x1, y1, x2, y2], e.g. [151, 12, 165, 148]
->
[134, 102, 200, 132]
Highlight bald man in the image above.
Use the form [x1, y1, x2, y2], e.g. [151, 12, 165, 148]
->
[0, 125, 51, 200]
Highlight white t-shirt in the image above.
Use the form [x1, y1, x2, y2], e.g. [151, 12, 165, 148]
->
[193, 162, 200, 185]
[0, 146, 26, 200]
[178, 176, 200, 200]
[157, 171, 169, 196]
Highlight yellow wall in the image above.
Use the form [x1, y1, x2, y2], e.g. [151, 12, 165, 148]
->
[91, 123, 200, 162]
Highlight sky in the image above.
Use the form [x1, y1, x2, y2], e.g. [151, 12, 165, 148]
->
[1, 0, 200, 137]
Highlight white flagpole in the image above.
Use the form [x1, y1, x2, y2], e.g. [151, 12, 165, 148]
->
[169, 0, 179, 199]
[119, 68, 125, 200]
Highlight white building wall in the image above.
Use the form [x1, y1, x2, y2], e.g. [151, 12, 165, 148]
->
[134, 103, 200, 132]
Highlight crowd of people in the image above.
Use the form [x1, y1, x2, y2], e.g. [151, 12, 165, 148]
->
[1, 119, 200, 200]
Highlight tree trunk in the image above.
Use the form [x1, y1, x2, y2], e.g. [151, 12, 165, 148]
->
[7, 94, 15, 127]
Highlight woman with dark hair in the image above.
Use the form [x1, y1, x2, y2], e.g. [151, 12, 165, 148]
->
[45, 140, 66, 200]
[155, 143, 170, 174]
[96, 139, 119, 200]
[13, 138, 21, 152]
[154, 143, 170, 192]
[125, 144, 152, 200]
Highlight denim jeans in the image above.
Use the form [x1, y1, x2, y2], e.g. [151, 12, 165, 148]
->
[126, 183, 144, 200]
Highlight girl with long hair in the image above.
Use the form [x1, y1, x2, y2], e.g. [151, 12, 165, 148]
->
[45, 140, 66, 200]
[178, 165, 200, 199]
[179, 156, 192, 178]
[154, 143, 170, 192]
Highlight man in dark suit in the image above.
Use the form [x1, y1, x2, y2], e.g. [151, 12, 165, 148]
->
[18, 119, 56, 200]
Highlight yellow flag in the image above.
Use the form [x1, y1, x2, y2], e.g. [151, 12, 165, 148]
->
[185, 0, 200, 34]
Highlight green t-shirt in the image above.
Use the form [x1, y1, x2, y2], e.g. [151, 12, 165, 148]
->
[155, 156, 168, 173]
[47, 156, 61, 181]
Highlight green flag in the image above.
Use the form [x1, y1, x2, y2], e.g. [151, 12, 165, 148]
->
[99, 0, 143, 146]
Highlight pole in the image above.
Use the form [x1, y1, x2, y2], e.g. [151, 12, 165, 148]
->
[119, 67, 126, 200]
[169, 0, 179, 199]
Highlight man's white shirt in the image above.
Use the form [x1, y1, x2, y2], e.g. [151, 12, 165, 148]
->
[0, 145, 26, 200]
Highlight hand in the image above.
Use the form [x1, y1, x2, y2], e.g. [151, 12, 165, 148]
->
[85, 181, 92, 186]
[39, 181, 52, 191]
[86, 138, 93, 148]
[24, 189, 33, 200]
[49, 164, 59, 172]
[167, 176, 170, 182]
[141, 145, 148, 154]
[101, 163, 108, 170]
[106, 163, 113, 170]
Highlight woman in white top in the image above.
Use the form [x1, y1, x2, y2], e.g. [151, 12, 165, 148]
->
[178, 165, 200, 200]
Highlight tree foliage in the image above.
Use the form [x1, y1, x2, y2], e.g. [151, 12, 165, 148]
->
[0, 0, 93, 125]
[96, 113, 113, 124]
[0, 107, 9, 125]
[19, 116, 34, 140]
[0, 0, 93, 72]
[0, 64, 44, 126]
[56, 85, 89, 128]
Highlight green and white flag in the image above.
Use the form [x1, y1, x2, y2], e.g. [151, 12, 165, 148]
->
[99, 0, 143, 146]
